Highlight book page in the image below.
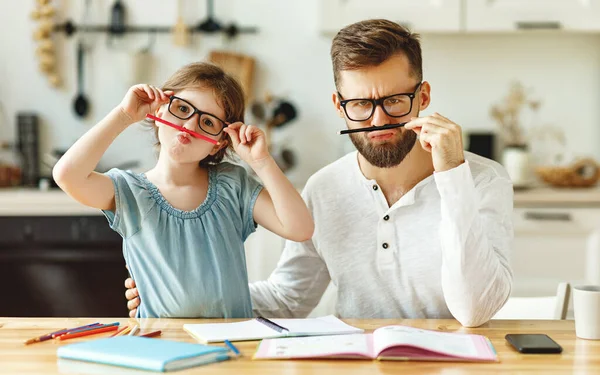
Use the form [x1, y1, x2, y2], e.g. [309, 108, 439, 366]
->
[373, 326, 482, 359]
[254, 333, 373, 359]
[273, 315, 364, 336]
[183, 320, 281, 343]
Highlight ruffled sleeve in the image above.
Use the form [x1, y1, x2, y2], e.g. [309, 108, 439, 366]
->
[102, 168, 154, 238]
[215, 163, 263, 240]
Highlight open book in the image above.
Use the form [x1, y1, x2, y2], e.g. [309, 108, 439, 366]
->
[183, 315, 363, 343]
[254, 325, 498, 362]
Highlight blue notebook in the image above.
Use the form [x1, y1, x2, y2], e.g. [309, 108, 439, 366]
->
[56, 336, 230, 372]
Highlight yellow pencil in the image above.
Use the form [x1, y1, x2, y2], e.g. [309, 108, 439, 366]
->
[110, 326, 129, 338]
[116, 326, 132, 337]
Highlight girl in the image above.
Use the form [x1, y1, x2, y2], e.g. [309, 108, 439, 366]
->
[53, 62, 314, 318]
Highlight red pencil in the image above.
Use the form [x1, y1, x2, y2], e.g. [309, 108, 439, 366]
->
[140, 330, 162, 338]
[146, 114, 219, 145]
[56, 325, 118, 341]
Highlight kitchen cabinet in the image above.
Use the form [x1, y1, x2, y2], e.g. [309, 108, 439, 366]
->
[465, 0, 600, 32]
[0, 216, 128, 317]
[510, 207, 600, 301]
[319, 0, 462, 33]
[320, 0, 600, 33]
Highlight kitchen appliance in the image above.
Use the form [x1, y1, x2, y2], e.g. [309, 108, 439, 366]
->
[17, 113, 40, 186]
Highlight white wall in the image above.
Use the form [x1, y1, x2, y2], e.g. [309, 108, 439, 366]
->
[2, 0, 600, 187]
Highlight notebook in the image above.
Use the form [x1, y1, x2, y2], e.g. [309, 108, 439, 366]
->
[254, 325, 498, 362]
[183, 315, 364, 343]
[56, 336, 230, 372]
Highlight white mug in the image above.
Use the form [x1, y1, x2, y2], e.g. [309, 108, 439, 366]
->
[573, 285, 600, 340]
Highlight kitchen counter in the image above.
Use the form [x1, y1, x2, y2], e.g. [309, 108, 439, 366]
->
[513, 186, 600, 207]
[0, 188, 100, 216]
[2, 186, 600, 215]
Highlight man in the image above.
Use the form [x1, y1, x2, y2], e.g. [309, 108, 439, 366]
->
[126, 19, 513, 327]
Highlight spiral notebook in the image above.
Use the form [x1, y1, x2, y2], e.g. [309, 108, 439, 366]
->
[254, 325, 498, 362]
[183, 315, 363, 343]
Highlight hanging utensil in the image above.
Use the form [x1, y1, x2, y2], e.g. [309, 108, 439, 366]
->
[108, 0, 126, 48]
[73, 42, 89, 118]
[173, 0, 189, 47]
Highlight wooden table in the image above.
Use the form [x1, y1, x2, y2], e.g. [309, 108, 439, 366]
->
[1, 318, 599, 374]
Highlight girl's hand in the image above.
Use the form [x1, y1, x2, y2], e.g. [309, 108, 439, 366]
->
[118, 84, 174, 123]
[224, 122, 271, 167]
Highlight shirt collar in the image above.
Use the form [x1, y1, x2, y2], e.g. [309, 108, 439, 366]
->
[351, 151, 434, 209]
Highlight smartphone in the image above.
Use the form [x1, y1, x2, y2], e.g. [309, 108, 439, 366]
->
[505, 334, 563, 354]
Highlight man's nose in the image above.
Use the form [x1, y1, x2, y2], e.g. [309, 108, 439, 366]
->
[370, 104, 389, 127]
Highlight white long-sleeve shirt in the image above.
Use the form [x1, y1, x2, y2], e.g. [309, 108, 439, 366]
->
[250, 151, 513, 327]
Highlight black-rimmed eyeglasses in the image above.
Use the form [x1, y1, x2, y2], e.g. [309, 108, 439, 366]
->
[168, 96, 228, 136]
[338, 82, 422, 122]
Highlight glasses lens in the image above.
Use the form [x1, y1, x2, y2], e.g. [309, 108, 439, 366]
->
[198, 113, 224, 136]
[169, 98, 194, 119]
[345, 100, 374, 121]
[383, 95, 412, 117]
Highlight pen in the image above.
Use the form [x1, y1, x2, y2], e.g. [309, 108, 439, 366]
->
[256, 316, 289, 333]
[224, 339, 241, 357]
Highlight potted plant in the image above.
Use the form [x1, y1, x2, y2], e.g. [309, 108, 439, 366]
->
[490, 82, 539, 189]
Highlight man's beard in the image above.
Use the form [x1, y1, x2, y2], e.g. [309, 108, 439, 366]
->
[349, 128, 417, 168]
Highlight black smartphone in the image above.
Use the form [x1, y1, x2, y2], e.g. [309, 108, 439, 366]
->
[505, 334, 563, 354]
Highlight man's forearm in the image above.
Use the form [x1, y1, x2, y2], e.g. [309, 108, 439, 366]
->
[249, 240, 331, 318]
[435, 163, 514, 327]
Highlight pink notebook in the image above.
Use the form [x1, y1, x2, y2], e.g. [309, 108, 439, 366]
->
[254, 325, 498, 362]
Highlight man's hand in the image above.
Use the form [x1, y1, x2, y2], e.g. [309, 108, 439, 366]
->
[124, 277, 140, 318]
[405, 113, 465, 172]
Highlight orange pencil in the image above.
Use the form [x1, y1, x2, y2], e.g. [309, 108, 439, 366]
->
[24, 328, 67, 345]
[56, 325, 118, 341]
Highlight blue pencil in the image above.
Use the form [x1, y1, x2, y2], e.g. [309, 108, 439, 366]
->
[224, 339, 241, 357]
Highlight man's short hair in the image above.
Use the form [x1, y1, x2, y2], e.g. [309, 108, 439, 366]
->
[331, 19, 423, 89]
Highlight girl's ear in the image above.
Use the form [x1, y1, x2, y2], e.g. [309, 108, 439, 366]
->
[209, 138, 228, 156]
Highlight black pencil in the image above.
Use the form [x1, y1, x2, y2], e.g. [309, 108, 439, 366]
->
[338, 122, 408, 135]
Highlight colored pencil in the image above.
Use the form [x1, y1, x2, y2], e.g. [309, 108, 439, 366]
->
[128, 325, 139, 336]
[140, 330, 162, 338]
[116, 325, 132, 337]
[224, 339, 241, 357]
[146, 114, 219, 145]
[24, 328, 66, 345]
[50, 323, 102, 338]
[338, 122, 408, 135]
[56, 325, 119, 341]
[59, 322, 119, 337]
[109, 326, 129, 338]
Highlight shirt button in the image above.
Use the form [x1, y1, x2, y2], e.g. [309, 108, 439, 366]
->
[383, 215, 389, 221]
[373, 185, 378, 191]
[382, 243, 389, 249]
